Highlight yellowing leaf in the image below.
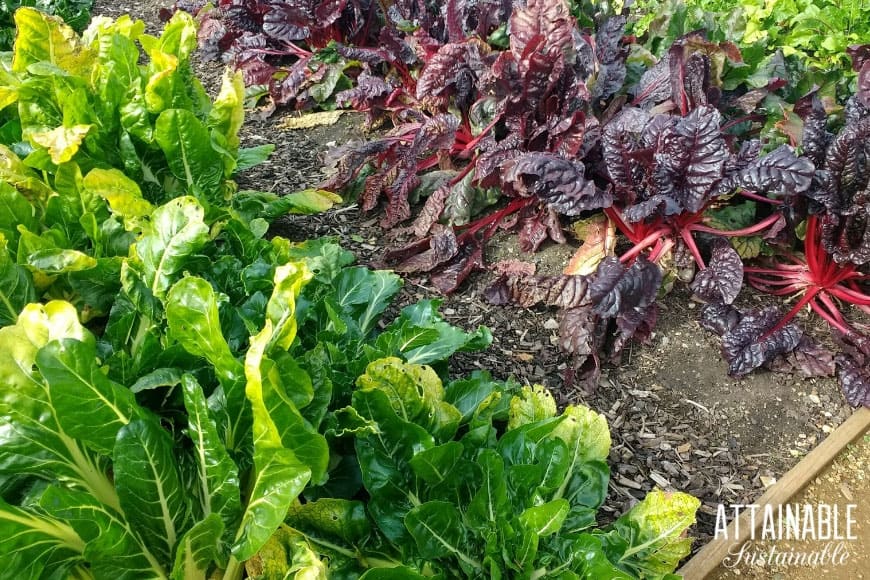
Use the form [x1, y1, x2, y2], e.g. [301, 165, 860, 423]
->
[565, 214, 615, 275]
[0, 87, 18, 111]
[31, 125, 92, 165]
[12, 8, 94, 75]
[245, 321, 283, 450]
[282, 189, 343, 214]
[279, 111, 344, 130]
[266, 262, 313, 352]
[209, 69, 245, 151]
[83, 168, 154, 228]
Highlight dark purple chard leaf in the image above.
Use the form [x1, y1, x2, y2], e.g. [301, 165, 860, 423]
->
[589, 13, 628, 101]
[415, 40, 490, 107]
[588, 257, 661, 318]
[633, 59, 671, 108]
[612, 303, 657, 357]
[698, 302, 742, 336]
[503, 153, 611, 216]
[394, 228, 459, 273]
[834, 333, 870, 406]
[724, 140, 762, 174]
[314, 0, 346, 25]
[484, 273, 588, 308]
[558, 306, 599, 360]
[509, 0, 574, 61]
[430, 238, 485, 294]
[794, 93, 830, 168]
[717, 145, 814, 197]
[768, 336, 836, 378]
[838, 354, 870, 407]
[690, 241, 743, 304]
[263, 1, 311, 42]
[336, 73, 392, 110]
[720, 307, 802, 377]
[655, 105, 728, 213]
[411, 182, 452, 237]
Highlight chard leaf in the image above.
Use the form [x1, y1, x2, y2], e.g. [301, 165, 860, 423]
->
[0, 495, 86, 578]
[167, 276, 243, 383]
[385, 300, 492, 365]
[180, 375, 242, 533]
[689, 241, 744, 304]
[0, 234, 36, 326]
[466, 449, 508, 531]
[171, 513, 225, 580]
[519, 498, 570, 536]
[38, 485, 167, 578]
[504, 153, 611, 215]
[83, 168, 154, 228]
[360, 568, 427, 579]
[154, 110, 225, 196]
[36, 338, 137, 455]
[0, 183, 37, 247]
[230, 447, 310, 561]
[605, 489, 700, 577]
[443, 371, 504, 423]
[266, 262, 312, 351]
[233, 322, 311, 561]
[235, 146, 275, 173]
[405, 501, 476, 565]
[655, 105, 727, 213]
[508, 384, 557, 429]
[12, 8, 93, 76]
[135, 196, 209, 299]
[113, 418, 189, 564]
[29, 124, 92, 165]
[408, 442, 464, 487]
[208, 70, 245, 152]
[332, 267, 402, 337]
[355, 357, 461, 441]
[285, 499, 371, 545]
[26, 248, 97, 274]
[721, 307, 802, 376]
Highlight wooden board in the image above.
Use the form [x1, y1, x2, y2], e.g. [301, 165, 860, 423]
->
[677, 406, 870, 580]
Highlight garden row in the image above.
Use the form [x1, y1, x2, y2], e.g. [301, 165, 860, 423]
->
[171, 0, 870, 404]
[0, 9, 700, 579]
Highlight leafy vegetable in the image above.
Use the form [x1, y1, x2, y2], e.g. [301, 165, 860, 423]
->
[272, 358, 699, 578]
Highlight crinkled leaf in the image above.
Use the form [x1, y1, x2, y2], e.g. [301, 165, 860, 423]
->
[721, 307, 802, 376]
[504, 153, 611, 215]
[690, 241, 743, 304]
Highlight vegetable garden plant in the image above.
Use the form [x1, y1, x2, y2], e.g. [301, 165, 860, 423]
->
[0, 10, 702, 580]
[171, 0, 870, 406]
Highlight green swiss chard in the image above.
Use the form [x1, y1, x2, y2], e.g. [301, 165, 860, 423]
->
[268, 358, 700, 579]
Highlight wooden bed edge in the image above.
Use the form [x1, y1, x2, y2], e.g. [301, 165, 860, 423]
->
[676, 405, 870, 580]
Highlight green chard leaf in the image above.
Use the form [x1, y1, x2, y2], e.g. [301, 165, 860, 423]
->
[36, 338, 139, 455]
[113, 418, 190, 564]
[154, 109, 225, 198]
[181, 375, 242, 532]
[171, 514, 225, 580]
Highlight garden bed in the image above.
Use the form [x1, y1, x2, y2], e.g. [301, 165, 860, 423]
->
[86, 0, 862, 557]
[75, 0, 864, 568]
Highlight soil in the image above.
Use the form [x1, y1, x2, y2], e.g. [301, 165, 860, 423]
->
[93, 0, 863, 561]
[708, 431, 869, 580]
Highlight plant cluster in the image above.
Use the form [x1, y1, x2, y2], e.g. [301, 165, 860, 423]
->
[180, 0, 870, 405]
[0, 12, 701, 579]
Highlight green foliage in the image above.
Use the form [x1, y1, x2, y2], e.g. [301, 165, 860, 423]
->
[271, 357, 700, 579]
[631, 0, 869, 88]
[0, 9, 340, 325]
